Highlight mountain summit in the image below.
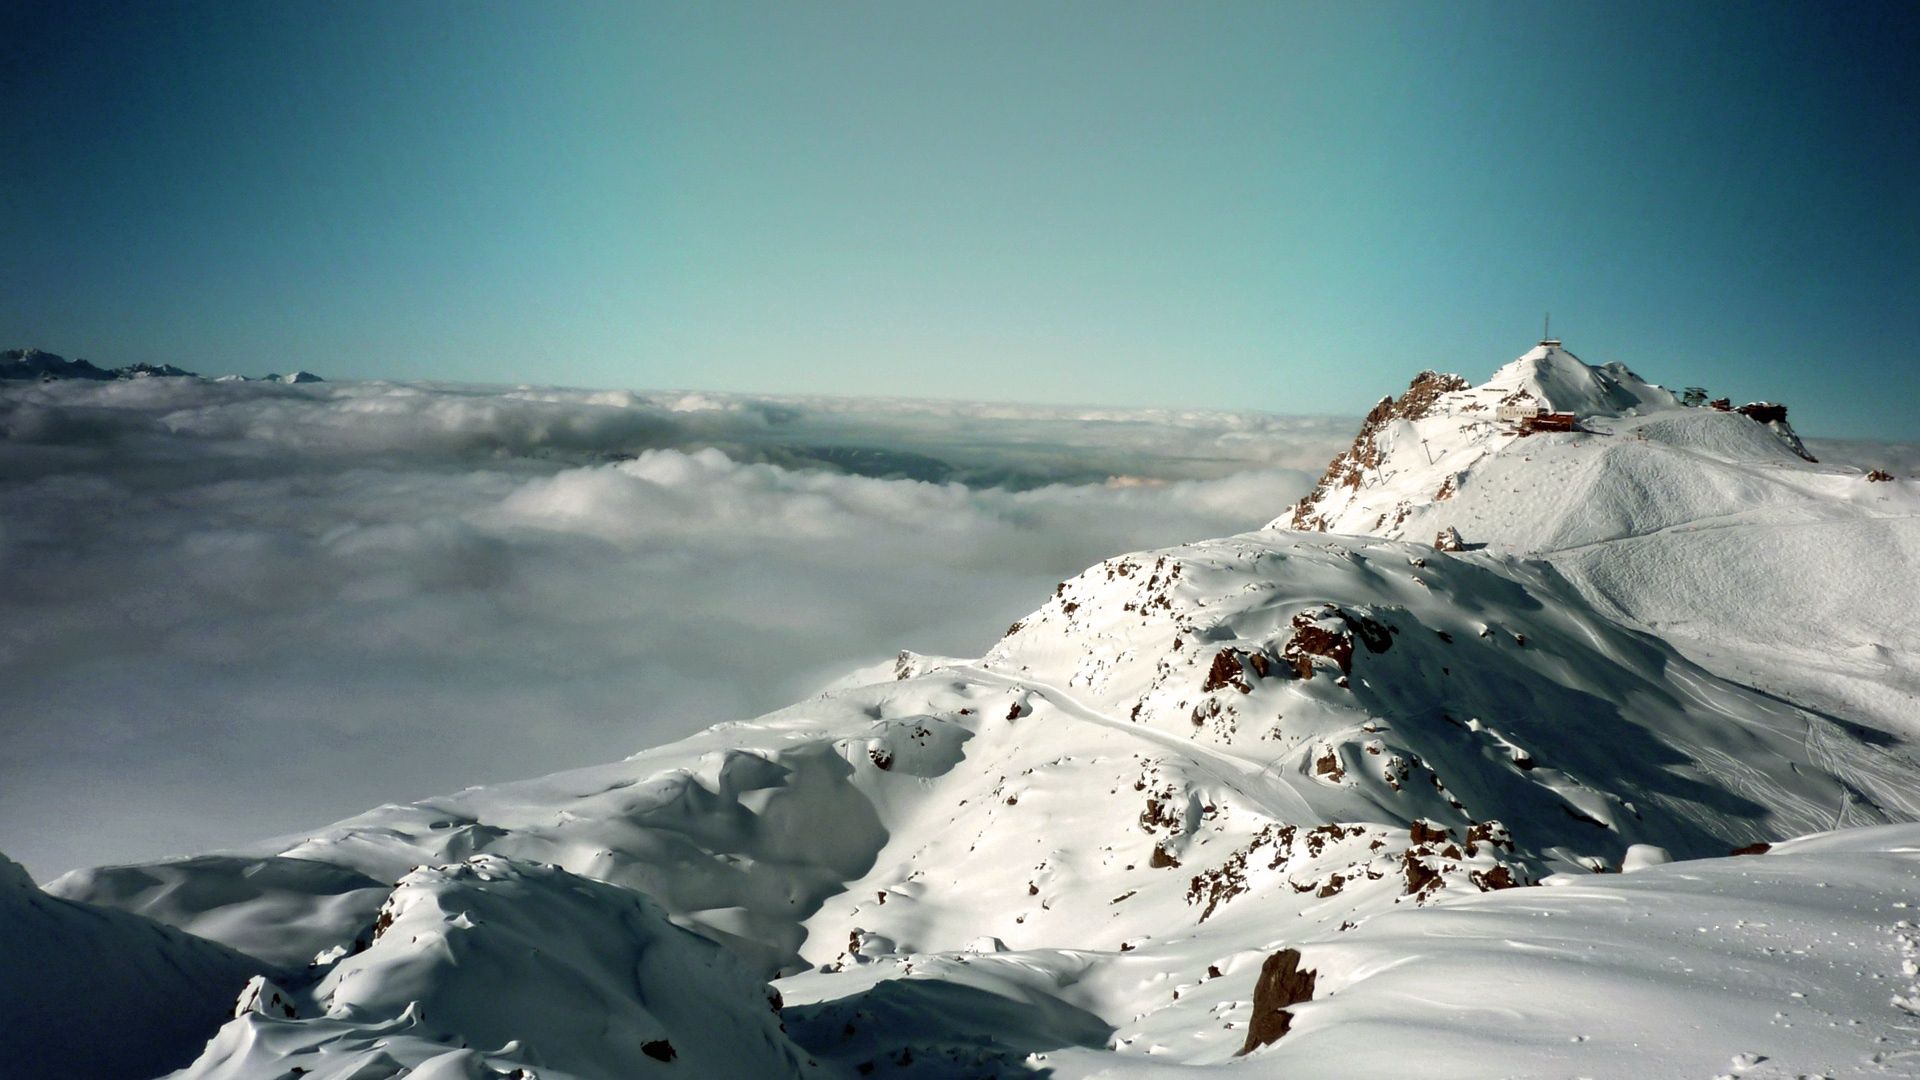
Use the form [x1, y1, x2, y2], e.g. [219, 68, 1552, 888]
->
[1283, 339, 1821, 544]
[7, 343, 1918, 1079]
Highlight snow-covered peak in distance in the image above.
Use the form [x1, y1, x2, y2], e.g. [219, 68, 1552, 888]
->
[1483, 340, 1678, 417]
[1279, 338, 1918, 739]
[1280, 338, 1827, 544]
[1, 345, 328, 384]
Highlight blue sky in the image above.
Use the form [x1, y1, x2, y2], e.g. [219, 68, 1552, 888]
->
[3, 1, 1915, 437]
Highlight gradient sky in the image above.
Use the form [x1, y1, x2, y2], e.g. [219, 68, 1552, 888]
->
[3, 1, 1915, 437]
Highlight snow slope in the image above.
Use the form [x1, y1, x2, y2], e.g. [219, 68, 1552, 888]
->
[45, 527, 1920, 1076]
[1277, 341, 1920, 736]
[1245, 824, 1920, 1079]
[0, 852, 267, 1079]
[10, 341, 1918, 1078]
[173, 856, 819, 1080]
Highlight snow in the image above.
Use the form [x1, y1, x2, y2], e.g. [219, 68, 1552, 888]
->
[49, 854, 391, 968]
[36, 521, 1920, 1075]
[173, 856, 818, 1079]
[4, 339, 1917, 1078]
[1485, 343, 1679, 417]
[1225, 824, 1920, 1079]
[0, 851, 266, 1079]
[1276, 341, 1920, 737]
[0, 372, 1348, 880]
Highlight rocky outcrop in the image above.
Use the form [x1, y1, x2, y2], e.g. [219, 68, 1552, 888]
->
[1237, 948, 1317, 1054]
[1288, 371, 1468, 530]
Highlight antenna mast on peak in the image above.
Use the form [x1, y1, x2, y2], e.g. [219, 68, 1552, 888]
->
[1540, 313, 1560, 348]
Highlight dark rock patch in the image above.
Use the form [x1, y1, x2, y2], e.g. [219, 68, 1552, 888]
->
[1236, 948, 1317, 1055]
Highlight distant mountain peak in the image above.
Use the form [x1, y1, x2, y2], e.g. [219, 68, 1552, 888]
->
[1481, 341, 1677, 417]
[1, 347, 198, 382]
[1281, 339, 1819, 544]
[0, 347, 329, 385]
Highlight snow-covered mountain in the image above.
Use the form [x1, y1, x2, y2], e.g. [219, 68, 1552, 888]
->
[1278, 340, 1920, 738]
[0, 853, 266, 1079]
[2, 346, 326, 384]
[8, 341, 1919, 1078]
[0, 347, 198, 381]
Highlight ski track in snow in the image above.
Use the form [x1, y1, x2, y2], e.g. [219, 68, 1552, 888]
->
[961, 664, 1322, 824]
[6, 341, 1920, 1079]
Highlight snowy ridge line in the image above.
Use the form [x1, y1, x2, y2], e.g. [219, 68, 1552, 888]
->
[958, 663, 1321, 823]
[6, 338, 1918, 1078]
[1277, 339, 1920, 738]
[38, 523, 1919, 1076]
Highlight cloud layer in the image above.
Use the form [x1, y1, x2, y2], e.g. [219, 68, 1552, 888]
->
[0, 377, 1353, 879]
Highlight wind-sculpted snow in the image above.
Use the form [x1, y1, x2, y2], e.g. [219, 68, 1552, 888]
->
[10, 344, 1920, 1078]
[1244, 824, 1920, 1078]
[173, 856, 820, 1080]
[49, 526, 1920, 1076]
[0, 851, 268, 1079]
[0, 374, 1347, 879]
[49, 854, 390, 968]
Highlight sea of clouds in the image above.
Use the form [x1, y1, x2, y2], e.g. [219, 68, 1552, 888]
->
[0, 376, 1360, 879]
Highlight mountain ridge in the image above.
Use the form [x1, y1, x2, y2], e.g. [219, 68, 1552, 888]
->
[9, 341, 1919, 1078]
[1, 346, 323, 384]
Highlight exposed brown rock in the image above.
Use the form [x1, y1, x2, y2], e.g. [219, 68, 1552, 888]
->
[1470, 866, 1519, 891]
[1465, 820, 1514, 851]
[1203, 649, 1251, 693]
[1288, 371, 1469, 530]
[1139, 790, 1181, 833]
[1868, 469, 1894, 482]
[1236, 948, 1317, 1055]
[1284, 613, 1354, 675]
[1402, 850, 1440, 895]
[1150, 844, 1182, 869]
[641, 1039, 677, 1062]
[369, 904, 396, 944]
[1730, 841, 1772, 856]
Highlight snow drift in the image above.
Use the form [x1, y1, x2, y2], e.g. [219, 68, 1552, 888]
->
[8, 339, 1918, 1078]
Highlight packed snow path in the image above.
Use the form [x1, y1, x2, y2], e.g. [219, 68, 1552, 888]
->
[961, 664, 1322, 824]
